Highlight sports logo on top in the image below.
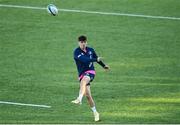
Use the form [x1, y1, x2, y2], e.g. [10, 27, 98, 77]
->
[47, 4, 58, 16]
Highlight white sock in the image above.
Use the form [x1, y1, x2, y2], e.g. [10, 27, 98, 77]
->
[91, 106, 97, 113]
[78, 94, 83, 102]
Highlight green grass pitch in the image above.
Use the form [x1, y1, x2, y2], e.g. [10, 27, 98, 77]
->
[0, 0, 180, 123]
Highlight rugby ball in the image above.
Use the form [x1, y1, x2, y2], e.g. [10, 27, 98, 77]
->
[47, 4, 58, 16]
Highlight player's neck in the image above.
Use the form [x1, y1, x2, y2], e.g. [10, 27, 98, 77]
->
[80, 47, 87, 52]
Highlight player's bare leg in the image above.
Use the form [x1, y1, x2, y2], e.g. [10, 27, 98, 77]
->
[71, 76, 90, 105]
[86, 85, 100, 122]
[86, 85, 95, 107]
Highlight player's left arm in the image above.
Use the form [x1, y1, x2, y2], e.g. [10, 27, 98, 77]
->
[92, 49, 109, 70]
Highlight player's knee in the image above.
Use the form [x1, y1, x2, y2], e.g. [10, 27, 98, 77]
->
[86, 94, 92, 100]
[85, 91, 90, 98]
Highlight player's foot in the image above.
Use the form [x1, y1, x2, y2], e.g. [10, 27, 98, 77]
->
[94, 111, 100, 122]
[71, 98, 82, 105]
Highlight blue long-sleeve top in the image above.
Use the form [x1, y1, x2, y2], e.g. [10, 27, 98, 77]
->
[74, 47, 99, 77]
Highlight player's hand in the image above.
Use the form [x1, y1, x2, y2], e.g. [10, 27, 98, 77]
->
[104, 65, 110, 71]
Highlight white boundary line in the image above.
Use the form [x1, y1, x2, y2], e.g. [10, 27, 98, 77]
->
[0, 4, 180, 21]
[0, 101, 51, 108]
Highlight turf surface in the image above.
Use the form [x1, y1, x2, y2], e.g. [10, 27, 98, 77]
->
[0, 0, 180, 123]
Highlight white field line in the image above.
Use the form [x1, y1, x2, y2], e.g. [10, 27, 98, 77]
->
[0, 4, 180, 21]
[0, 101, 51, 108]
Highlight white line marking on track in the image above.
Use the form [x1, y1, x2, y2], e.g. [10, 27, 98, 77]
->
[0, 101, 51, 108]
[0, 4, 180, 21]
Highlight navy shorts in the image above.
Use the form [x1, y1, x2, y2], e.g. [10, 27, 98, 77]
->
[79, 73, 95, 86]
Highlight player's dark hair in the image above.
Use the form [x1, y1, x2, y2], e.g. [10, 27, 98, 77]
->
[78, 35, 87, 41]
